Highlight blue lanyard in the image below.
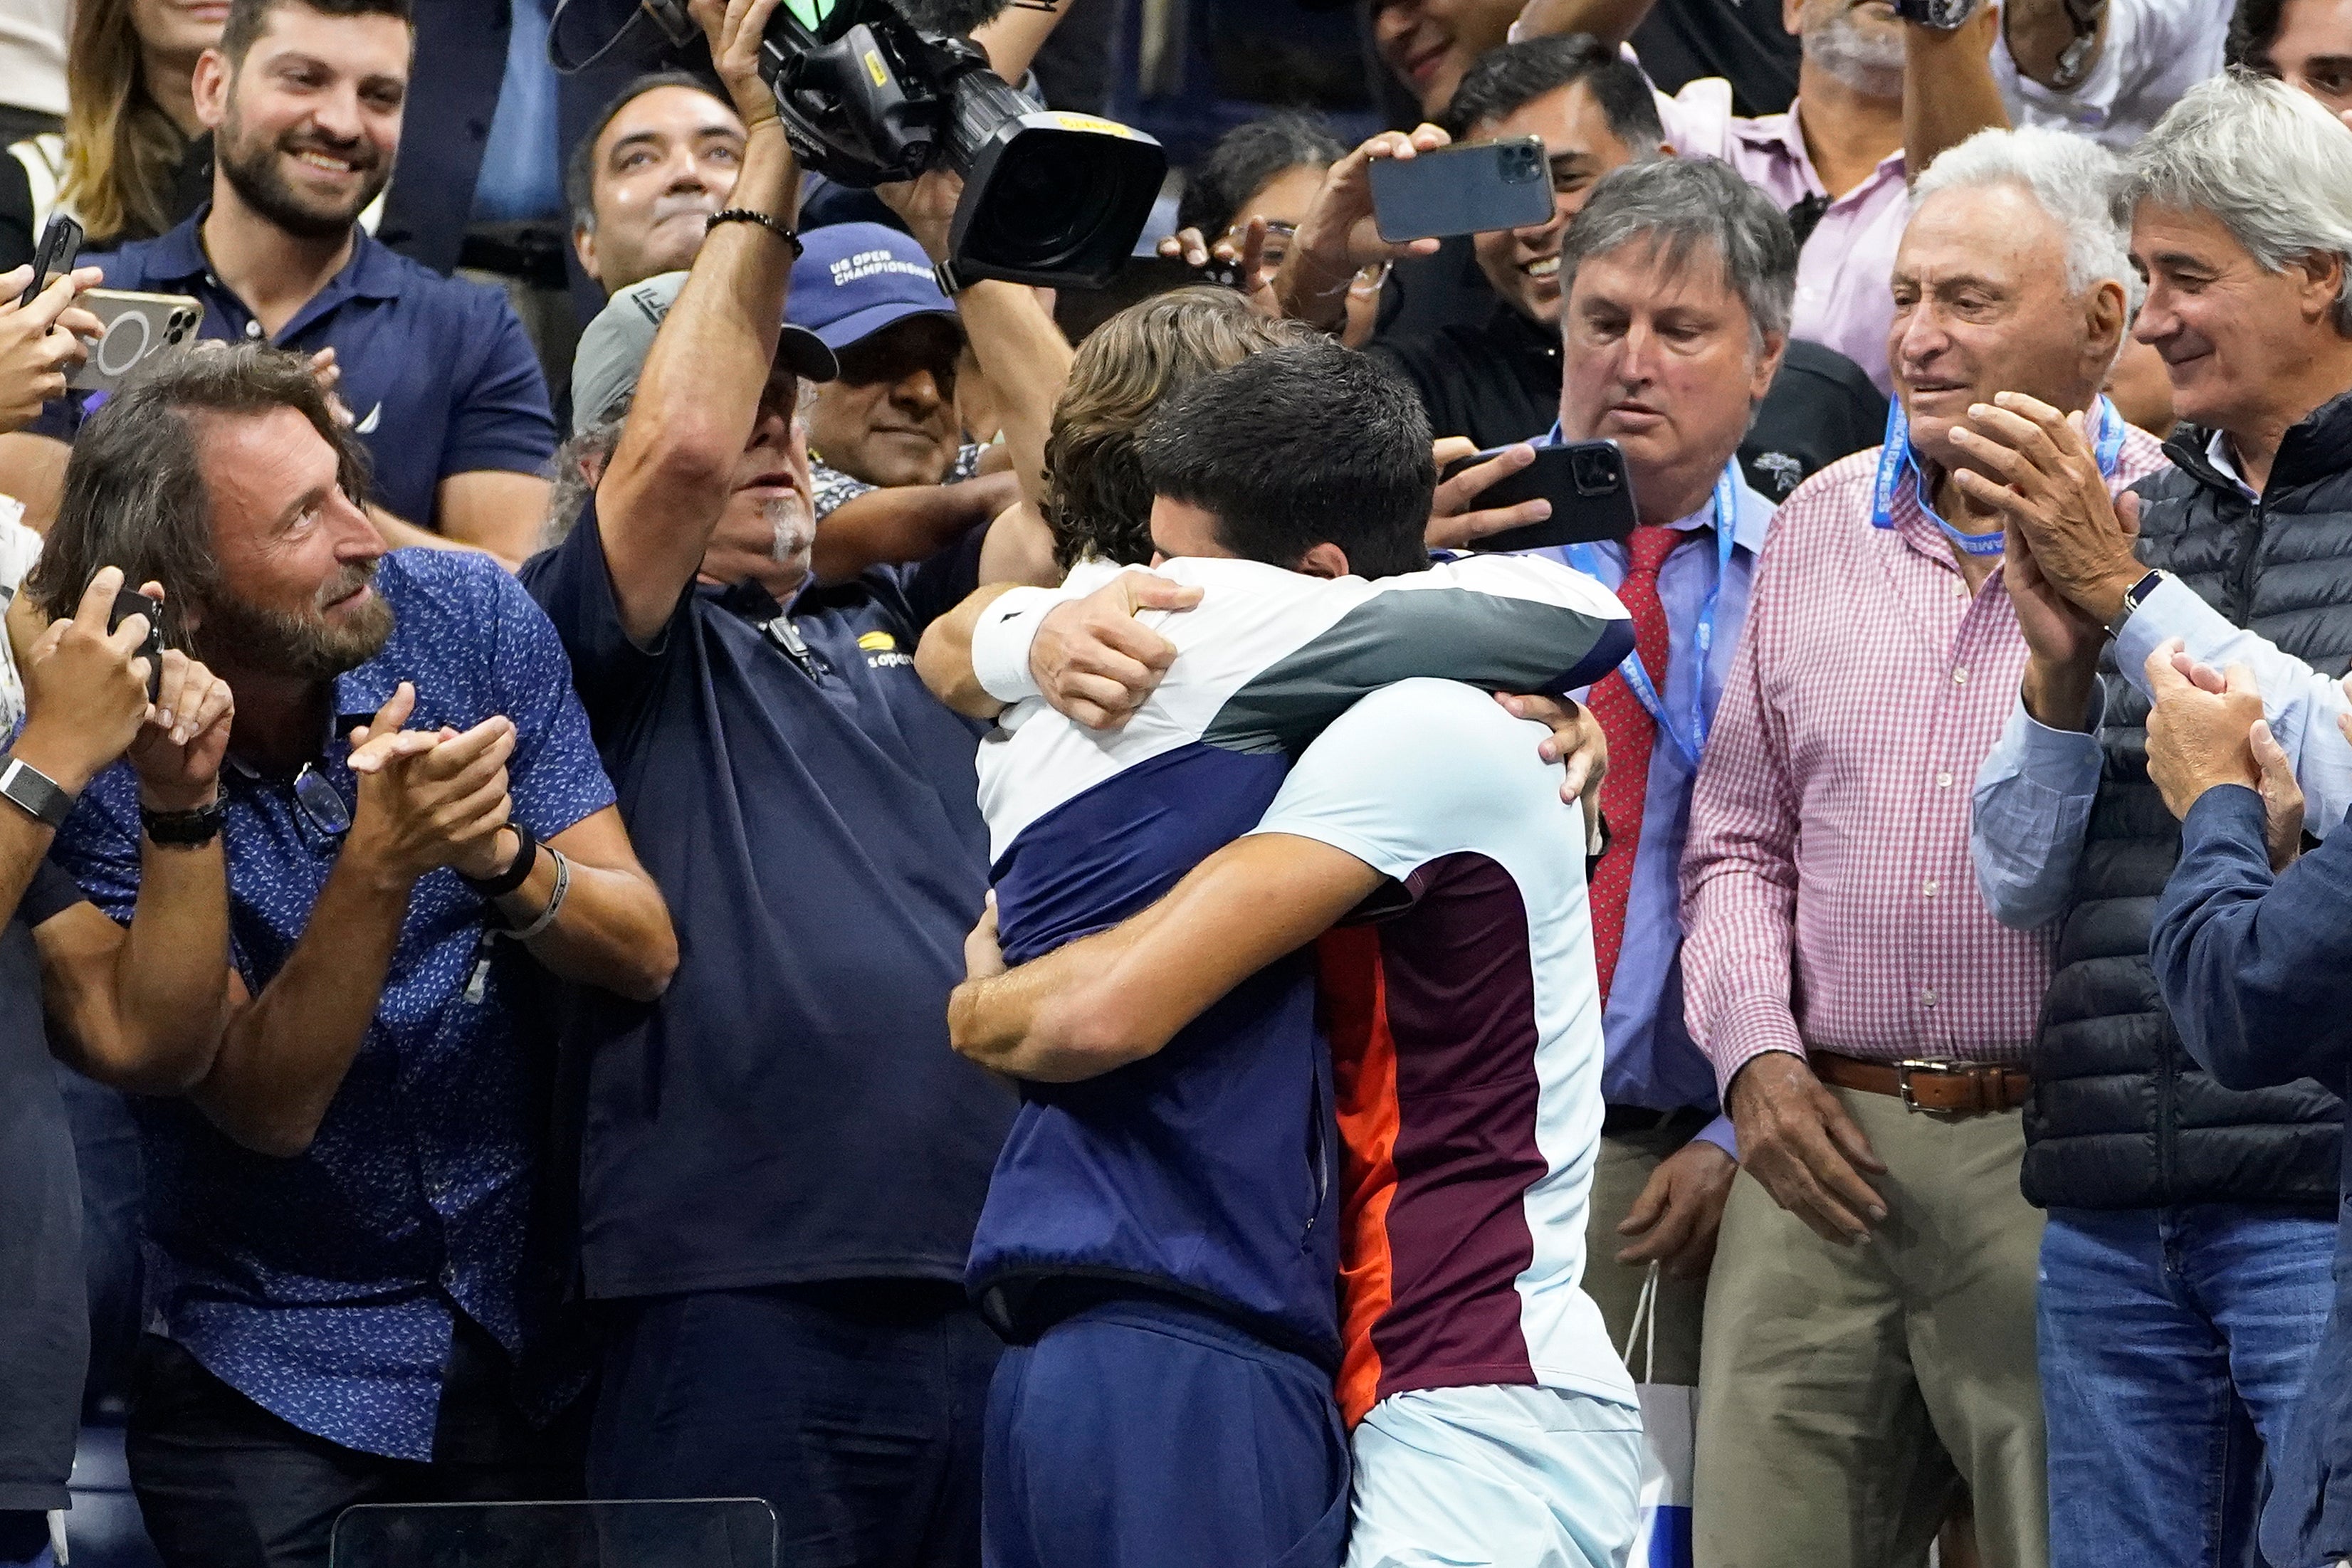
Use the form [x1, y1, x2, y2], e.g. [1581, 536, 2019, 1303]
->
[1564, 461, 1740, 771]
[1871, 394, 2128, 553]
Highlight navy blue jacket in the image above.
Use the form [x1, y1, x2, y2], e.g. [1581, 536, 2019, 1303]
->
[2152, 784, 2352, 1567]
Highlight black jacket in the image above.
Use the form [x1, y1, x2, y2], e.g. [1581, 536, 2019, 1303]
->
[2021, 392, 2352, 1211]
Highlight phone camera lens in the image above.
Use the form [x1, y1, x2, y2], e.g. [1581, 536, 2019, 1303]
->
[1570, 450, 1619, 495]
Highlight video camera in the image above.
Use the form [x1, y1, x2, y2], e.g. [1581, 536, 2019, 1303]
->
[637, 0, 1166, 288]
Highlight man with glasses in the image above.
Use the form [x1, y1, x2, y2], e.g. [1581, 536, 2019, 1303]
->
[26, 343, 676, 1568]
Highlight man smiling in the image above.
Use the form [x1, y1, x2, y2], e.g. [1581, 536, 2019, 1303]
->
[1, 0, 559, 559]
[1681, 126, 2162, 1568]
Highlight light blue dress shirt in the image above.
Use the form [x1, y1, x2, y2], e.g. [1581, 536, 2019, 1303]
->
[1533, 474, 1777, 1157]
[1971, 476, 2352, 931]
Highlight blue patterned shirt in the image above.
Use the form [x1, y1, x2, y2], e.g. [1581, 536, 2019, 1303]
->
[51, 550, 616, 1461]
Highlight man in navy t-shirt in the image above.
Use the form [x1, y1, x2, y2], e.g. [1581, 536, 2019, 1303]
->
[0, 0, 557, 561]
[518, 5, 1057, 1563]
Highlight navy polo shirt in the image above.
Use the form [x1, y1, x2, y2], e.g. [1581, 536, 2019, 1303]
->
[519, 498, 1017, 1298]
[36, 209, 555, 528]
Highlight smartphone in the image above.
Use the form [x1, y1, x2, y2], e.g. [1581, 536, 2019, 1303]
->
[68, 290, 205, 391]
[1444, 439, 1639, 553]
[107, 588, 164, 705]
[21, 213, 82, 304]
[1368, 137, 1553, 243]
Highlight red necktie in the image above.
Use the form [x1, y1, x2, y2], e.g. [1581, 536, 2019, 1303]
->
[1587, 524, 1692, 1007]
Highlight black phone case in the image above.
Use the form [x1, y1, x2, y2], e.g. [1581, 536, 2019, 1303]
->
[24, 214, 83, 302]
[1447, 443, 1641, 552]
[109, 589, 164, 705]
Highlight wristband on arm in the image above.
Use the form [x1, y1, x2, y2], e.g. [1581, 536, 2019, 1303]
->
[969, 585, 1066, 704]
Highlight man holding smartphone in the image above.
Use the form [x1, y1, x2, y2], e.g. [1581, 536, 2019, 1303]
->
[1484, 155, 1793, 1402]
[0, 567, 236, 1568]
[1272, 41, 1881, 517]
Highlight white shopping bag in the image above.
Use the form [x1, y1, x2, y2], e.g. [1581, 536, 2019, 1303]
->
[1621, 1264, 1696, 1568]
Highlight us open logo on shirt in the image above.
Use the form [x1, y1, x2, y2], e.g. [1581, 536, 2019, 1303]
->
[859, 630, 914, 669]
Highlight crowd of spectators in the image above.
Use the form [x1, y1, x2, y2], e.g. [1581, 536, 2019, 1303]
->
[8, 0, 2352, 1566]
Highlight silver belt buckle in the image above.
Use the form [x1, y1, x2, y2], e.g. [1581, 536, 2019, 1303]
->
[1895, 1058, 1973, 1113]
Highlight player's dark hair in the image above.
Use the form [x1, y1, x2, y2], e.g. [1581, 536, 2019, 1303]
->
[1134, 340, 1434, 579]
[2226, 0, 2289, 70]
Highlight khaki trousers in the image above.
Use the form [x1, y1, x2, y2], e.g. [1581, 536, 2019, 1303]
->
[1582, 1120, 1711, 1388]
[1692, 1086, 2047, 1568]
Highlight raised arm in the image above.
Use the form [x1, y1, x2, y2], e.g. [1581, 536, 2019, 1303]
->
[1506, 0, 1661, 47]
[433, 471, 552, 564]
[878, 174, 1074, 517]
[1999, 0, 2111, 91]
[972, 0, 1077, 96]
[1903, 4, 2010, 181]
[2153, 784, 2352, 1092]
[594, 0, 801, 644]
[949, 832, 1385, 1081]
[1272, 125, 1451, 335]
[812, 469, 1022, 584]
[2137, 647, 2348, 1088]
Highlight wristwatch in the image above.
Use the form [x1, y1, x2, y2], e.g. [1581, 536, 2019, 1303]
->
[142, 798, 226, 848]
[0, 755, 75, 829]
[2109, 569, 2168, 640]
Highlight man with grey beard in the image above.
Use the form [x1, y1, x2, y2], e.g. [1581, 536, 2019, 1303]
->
[515, 4, 1057, 1557]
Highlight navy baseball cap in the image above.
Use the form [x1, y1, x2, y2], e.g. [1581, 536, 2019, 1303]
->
[787, 222, 962, 352]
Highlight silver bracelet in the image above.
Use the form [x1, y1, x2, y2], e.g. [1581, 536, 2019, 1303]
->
[505, 846, 569, 941]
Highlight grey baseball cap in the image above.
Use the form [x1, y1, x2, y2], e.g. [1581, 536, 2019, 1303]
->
[571, 270, 839, 436]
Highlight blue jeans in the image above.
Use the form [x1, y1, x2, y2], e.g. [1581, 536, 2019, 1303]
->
[2040, 1205, 2336, 1568]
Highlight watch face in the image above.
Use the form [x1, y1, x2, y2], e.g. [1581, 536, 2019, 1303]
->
[1900, 0, 1978, 27]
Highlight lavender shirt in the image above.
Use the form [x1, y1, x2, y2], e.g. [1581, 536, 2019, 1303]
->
[1653, 78, 1909, 396]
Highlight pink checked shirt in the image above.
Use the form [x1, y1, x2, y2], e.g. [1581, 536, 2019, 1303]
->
[1678, 431, 2169, 1096]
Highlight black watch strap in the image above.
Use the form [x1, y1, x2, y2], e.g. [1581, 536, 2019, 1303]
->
[0, 756, 74, 829]
[462, 819, 539, 900]
[142, 799, 226, 848]
[2109, 568, 2166, 638]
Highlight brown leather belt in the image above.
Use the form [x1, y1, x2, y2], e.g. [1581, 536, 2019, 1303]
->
[1810, 1051, 2032, 1118]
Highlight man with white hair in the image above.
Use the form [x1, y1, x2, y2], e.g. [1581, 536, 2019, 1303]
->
[1679, 125, 2163, 1568]
[1963, 71, 2352, 1568]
